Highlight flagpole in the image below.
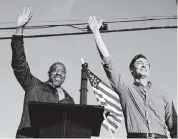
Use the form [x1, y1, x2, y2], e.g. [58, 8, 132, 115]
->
[81, 58, 85, 64]
[81, 58, 115, 139]
[103, 113, 115, 139]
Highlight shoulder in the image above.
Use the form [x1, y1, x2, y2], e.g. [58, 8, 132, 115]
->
[26, 81, 49, 95]
[62, 88, 75, 103]
[62, 88, 73, 98]
[150, 85, 172, 103]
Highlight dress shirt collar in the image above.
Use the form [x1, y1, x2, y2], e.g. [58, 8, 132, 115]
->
[133, 80, 152, 90]
[45, 81, 64, 93]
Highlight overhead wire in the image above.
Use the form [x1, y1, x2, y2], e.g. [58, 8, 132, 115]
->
[0, 15, 176, 25]
[0, 25, 176, 40]
[0, 15, 176, 40]
[0, 15, 176, 30]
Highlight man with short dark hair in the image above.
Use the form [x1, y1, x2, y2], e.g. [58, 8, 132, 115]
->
[11, 7, 74, 138]
[88, 16, 177, 138]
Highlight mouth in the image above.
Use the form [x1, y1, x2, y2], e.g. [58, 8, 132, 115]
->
[140, 69, 147, 71]
[54, 76, 63, 81]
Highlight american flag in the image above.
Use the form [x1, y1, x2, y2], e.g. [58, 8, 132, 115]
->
[84, 66, 123, 133]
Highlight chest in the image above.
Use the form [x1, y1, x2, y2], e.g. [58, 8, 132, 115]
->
[56, 88, 65, 101]
[125, 86, 166, 118]
[32, 85, 60, 103]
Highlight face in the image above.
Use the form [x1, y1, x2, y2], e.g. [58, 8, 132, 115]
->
[133, 58, 150, 78]
[48, 64, 66, 88]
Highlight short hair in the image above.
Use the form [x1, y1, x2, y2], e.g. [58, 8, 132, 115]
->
[48, 62, 66, 73]
[129, 54, 149, 72]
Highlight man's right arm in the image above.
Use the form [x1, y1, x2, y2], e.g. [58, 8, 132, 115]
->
[88, 16, 126, 96]
[11, 7, 38, 92]
[11, 35, 35, 92]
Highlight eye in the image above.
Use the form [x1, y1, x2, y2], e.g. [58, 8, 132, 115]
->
[50, 68, 58, 73]
[61, 71, 66, 74]
[55, 69, 66, 74]
[136, 62, 142, 65]
[53, 69, 58, 72]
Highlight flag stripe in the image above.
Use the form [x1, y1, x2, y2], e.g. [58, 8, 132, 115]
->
[95, 90, 121, 110]
[107, 115, 122, 125]
[93, 90, 106, 103]
[93, 88, 122, 114]
[93, 88, 122, 117]
[104, 107, 123, 117]
[104, 99, 122, 112]
[107, 116, 119, 128]
[98, 85, 122, 110]
[104, 104, 122, 115]
[102, 122, 115, 133]
[102, 121, 116, 132]
[110, 114, 122, 123]
[99, 82, 121, 101]
[94, 89, 122, 118]
[103, 118, 117, 132]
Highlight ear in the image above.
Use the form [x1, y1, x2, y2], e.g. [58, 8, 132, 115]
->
[129, 68, 133, 73]
[130, 70, 134, 76]
[130, 68, 135, 77]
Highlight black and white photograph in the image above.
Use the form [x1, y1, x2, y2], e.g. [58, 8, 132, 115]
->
[0, 0, 177, 138]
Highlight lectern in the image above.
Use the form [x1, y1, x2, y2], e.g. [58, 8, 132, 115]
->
[28, 102, 104, 138]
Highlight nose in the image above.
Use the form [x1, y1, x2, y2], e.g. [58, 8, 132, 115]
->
[56, 72, 61, 75]
[142, 64, 146, 68]
[56, 71, 65, 77]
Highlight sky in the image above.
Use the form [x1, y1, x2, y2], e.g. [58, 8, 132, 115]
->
[0, 0, 177, 138]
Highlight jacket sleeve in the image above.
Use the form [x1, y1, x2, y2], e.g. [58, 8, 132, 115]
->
[165, 100, 177, 138]
[11, 35, 39, 92]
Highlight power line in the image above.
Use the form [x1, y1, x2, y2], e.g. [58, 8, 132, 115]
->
[0, 15, 176, 25]
[0, 25, 176, 40]
[104, 16, 177, 23]
[0, 16, 176, 30]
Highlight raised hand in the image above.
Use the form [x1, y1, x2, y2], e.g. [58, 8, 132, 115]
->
[88, 16, 103, 33]
[17, 7, 32, 28]
[88, 16, 110, 58]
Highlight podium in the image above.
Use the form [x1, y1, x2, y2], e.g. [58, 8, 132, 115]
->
[28, 102, 104, 138]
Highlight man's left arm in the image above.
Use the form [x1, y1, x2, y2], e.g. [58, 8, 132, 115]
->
[165, 100, 177, 138]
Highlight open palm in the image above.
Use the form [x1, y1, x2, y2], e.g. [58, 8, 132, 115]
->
[88, 16, 103, 32]
[17, 7, 32, 28]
